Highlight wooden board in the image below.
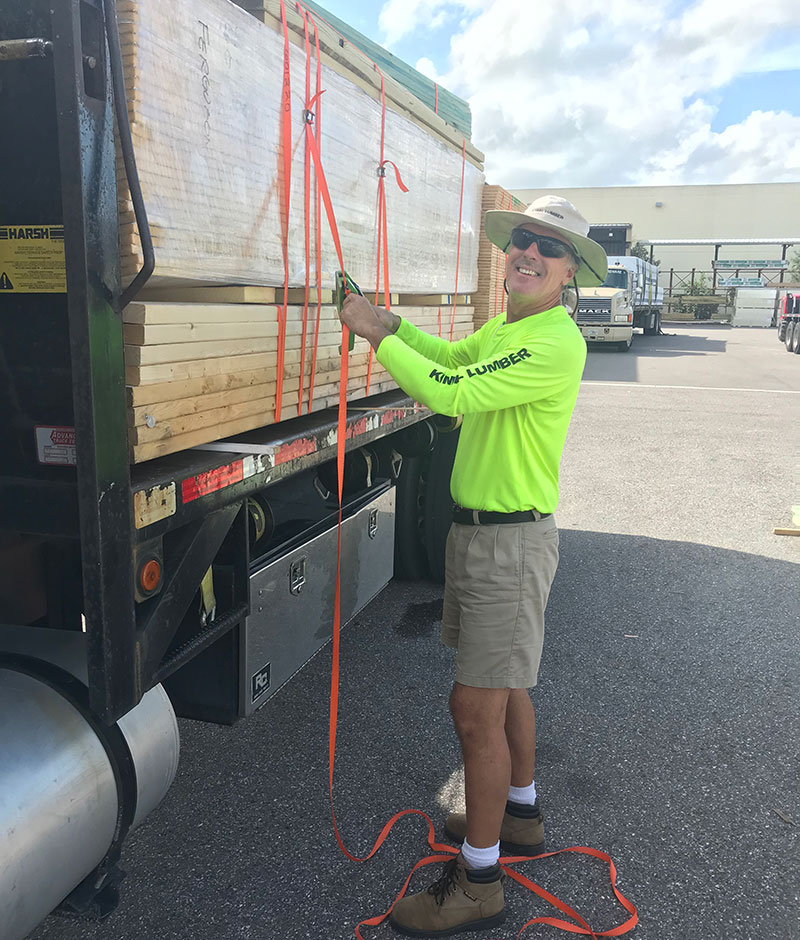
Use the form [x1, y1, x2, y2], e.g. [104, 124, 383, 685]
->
[125, 337, 280, 367]
[122, 321, 279, 345]
[125, 354, 277, 387]
[127, 366, 283, 407]
[137, 285, 277, 304]
[394, 294, 472, 306]
[124, 302, 278, 324]
[280, 288, 334, 304]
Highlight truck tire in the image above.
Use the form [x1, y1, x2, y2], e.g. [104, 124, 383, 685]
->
[394, 455, 429, 581]
[644, 309, 660, 335]
[423, 426, 461, 583]
[793, 323, 800, 355]
[786, 321, 798, 353]
[778, 320, 788, 343]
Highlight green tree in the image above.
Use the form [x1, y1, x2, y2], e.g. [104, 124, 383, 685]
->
[788, 250, 800, 282]
[681, 273, 717, 320]
[631, 241, 660, 266]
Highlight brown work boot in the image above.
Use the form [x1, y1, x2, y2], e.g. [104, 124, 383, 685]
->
[444, 800, 545, 856]
[388, 854, 505, 937]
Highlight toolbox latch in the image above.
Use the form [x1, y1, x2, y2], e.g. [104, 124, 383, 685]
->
[368, 509, 379, 540]
[289, 557, 307, 595]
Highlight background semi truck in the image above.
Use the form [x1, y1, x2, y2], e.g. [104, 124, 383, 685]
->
[778, 292, 800, 355]
[0, 1, 476, 937]
[576, 255, 663, 350]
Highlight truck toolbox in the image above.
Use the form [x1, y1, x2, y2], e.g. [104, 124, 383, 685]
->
[242, 484, 395, 716]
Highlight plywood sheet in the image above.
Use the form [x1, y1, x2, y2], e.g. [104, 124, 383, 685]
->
[116, 0, 483, 293]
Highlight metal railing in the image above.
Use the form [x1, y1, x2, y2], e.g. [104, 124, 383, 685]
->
[661, 268, 793, 298]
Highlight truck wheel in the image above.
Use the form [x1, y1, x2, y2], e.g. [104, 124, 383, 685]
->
[778, 320, 787, 343]
[793, 323, 800, 355]
[394, 455, 429, 581]
[786, 321, 798, 352]
[423, 426, 461, 583]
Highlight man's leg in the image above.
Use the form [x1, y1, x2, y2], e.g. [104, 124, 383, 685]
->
[450, 682, 511, 850]
[389, 684, 508, 934]
[505, 688, 536, 787]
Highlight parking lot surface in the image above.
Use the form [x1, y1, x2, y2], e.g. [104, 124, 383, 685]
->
[32, 324, 799, 940]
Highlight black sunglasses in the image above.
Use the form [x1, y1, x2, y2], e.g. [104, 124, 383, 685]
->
[508, 228, 579, 263]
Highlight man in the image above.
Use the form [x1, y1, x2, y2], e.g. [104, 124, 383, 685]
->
[340, 195, 607, 936]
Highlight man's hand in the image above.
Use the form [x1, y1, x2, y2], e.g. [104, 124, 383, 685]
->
[339, 294, 399, 350]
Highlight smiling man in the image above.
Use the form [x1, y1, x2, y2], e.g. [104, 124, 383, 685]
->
[340, 195, 607, 936]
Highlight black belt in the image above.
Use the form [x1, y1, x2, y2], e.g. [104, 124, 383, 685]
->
[452, 505, 552, 525]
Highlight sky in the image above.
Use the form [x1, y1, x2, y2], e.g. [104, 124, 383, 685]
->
[312, 0, 800, 189]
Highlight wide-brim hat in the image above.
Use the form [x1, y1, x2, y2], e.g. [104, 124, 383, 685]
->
[484, 194, 608, 287]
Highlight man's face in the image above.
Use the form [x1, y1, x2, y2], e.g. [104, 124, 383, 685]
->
[505, 222, 578, 304]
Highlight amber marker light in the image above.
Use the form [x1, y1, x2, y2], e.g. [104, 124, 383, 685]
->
[140, 559, 162, 594]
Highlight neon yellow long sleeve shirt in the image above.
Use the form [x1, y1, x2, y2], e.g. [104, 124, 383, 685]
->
[375, 306, 586, 513]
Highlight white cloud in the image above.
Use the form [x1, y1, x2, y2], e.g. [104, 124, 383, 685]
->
[746, 42, 800, 74]
[415, 57, 443, 82]
[385, 0, 800, 186]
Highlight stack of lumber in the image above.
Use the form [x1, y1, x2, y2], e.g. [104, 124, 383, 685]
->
[473, 185, 527, 329]
[116, 0, 484, 291]
[125, 292, 475, 463]
[117, 0, 486, 462]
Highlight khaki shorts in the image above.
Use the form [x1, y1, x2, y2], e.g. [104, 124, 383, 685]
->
[441, 517, 559, 689]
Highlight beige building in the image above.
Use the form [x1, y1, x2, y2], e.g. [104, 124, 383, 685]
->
[513, 182, 800, 287]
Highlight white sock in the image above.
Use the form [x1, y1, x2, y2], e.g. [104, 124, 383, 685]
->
[461, 838, 500, 869]
[508, 780, 537, 805]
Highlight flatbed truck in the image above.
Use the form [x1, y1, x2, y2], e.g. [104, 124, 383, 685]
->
[576, 255, 663, 350]
[0, 3, 455, 937]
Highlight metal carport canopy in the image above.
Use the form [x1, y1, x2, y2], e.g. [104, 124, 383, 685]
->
[639, 237, 800, 245]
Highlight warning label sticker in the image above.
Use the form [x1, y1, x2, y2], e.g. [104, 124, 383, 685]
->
[35, 426, 77, 466]
[0, 224, 67, 293]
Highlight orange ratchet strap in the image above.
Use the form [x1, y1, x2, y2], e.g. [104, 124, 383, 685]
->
[297, 6, 313, 414]
[297, 6, 325, 415]
[369, 150, 408, 393]
[297, 9, 325, 414]
[295, 0, 407, 397]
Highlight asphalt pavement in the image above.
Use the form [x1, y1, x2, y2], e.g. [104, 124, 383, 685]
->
[31, 323, 800, 940]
